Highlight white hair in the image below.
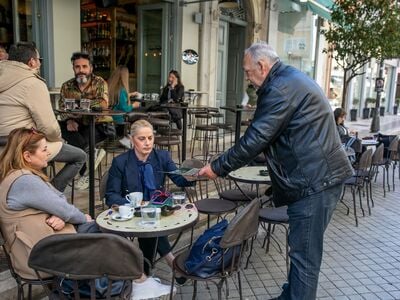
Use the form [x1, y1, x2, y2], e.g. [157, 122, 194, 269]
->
[245, 42, 280, 65]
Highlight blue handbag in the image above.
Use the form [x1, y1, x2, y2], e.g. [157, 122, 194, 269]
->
[184, 219, 238, 278]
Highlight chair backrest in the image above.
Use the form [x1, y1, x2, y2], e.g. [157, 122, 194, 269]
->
[28, 233, 143, 280]
[372, 144, 384, 165]
[356, 148, 372, 171]
[388, 135, 399, 160]
[220, 198, 260, 248]
[99, 170, 110, 202]
[125, 111, 148, 123]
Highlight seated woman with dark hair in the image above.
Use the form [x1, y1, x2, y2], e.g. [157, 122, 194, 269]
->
[106, 119, 194, 282]
[333, 107, 364, 156]
[159, 70, 185, 129]
[0, 127, 173, 299]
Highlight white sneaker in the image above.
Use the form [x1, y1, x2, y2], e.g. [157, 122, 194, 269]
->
[94, 148, 106, 170]
[75, 175, 89, 190]
[119, 136, 132, 149]
[130, 277, 175, 300]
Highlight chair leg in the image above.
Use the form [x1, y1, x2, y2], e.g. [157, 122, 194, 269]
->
[28, 283, 32, 300]
[392, 164, 396, 191]
[170, 267, 176, 300]
[358, 187, 365, 217]
[352, 188, 358, 227]
[217, 279, 223, 300]
[245, 236, 255, 269]
[17, 284, 23, 300]
[386, 165, 390, 191]
[192, 280, 197, 300]
[369, 181, 374, 207]
[365, 183, 371, 216]
[383, 167, 386, 197]
[237, 272, 243, 300]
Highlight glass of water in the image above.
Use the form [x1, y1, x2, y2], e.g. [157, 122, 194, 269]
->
[64, 98, 75, 110]
[80, 98, 91, 110]
[172, 191, 186, 205]
[141, 207, 157, 226]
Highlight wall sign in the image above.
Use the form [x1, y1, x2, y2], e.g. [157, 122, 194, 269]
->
[182, 49, 199, 65]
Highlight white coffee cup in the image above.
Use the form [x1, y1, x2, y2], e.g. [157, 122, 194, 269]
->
[125, 192, 143, 207]
[119, 205, 132, 218]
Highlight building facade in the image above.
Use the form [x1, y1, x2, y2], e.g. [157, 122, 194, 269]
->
[1, 0, 397, 117]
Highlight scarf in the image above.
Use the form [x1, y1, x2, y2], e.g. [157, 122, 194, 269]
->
[137, 160, 156, 201]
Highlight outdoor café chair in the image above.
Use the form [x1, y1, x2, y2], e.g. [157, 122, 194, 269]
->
[0, 229, 52, 300]
[341, 148, 373, 226]
[170, 198, 260, 300]
[28, 233, 143, 300]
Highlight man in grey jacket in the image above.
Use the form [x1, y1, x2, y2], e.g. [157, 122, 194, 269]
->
[0, 42, 86, 192]
[199, 42, 353, 299]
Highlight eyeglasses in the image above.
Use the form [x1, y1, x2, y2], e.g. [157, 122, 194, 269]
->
[36, 57, 43, 62]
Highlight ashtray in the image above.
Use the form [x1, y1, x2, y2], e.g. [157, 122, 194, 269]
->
[161, 205, 178, 216]
[259, 170, 269, 176]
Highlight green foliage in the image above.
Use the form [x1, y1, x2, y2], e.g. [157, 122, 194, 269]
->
[396, 98, 400, 106]
[365, 97, 376, 107]
[352, 98, 359, 108]
[322, 0, 400, 109]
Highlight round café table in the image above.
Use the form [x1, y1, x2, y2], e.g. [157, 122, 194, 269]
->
[228, 166, 271, 199]
[96, 203, 199, 269]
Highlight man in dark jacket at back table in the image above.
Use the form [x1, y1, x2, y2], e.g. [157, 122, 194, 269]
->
[199, 42, 354, 300]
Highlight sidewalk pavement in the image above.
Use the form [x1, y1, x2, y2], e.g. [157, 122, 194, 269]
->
[347, 114, 400, 137]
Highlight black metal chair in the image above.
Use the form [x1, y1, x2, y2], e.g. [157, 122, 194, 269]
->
[170, 198, 260, 300]
[28, 233, 143, 300]
[258, 205, 289, 276]
[341, 148, 373, 226]
[99, 169, 110, 210]
[0, 230, 52, 300]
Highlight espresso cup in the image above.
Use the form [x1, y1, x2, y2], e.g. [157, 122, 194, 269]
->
[118, 205, 132, 218]
[125, 192, 143, 207]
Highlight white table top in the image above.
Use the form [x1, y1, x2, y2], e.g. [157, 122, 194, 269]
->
[96, 204, 198, 238]
[228, 166, 271, 184]
[361, 139, 379, 146]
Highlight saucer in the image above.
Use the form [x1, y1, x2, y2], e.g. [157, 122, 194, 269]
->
[111, 213, 133, 221]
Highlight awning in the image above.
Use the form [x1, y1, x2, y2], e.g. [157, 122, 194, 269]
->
[306, 0, 333, 21]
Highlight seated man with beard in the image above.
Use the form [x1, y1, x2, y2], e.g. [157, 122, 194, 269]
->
[58, 52, 110, 190]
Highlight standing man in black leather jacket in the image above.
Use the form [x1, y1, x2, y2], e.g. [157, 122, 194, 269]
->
[199, 42, 353, 300]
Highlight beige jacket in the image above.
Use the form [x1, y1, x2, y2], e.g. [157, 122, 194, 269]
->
[0, 60, 62, 160]
[0, 170, 76, 279]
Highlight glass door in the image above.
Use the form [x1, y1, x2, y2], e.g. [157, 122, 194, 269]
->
[137, 3, 170, 93]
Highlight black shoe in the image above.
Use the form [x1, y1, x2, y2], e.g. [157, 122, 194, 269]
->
[175, 276, 187, 285]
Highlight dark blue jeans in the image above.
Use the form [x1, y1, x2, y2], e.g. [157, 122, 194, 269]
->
[277, 184, 343, 300]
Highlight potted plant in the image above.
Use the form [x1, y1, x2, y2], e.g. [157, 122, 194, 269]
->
[350, 98, 359, 121]
[362, 97, 372, 119]
[394, 98, 400, 115]
[380, 98, 386, 116]
[366, 97, 376, 118]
